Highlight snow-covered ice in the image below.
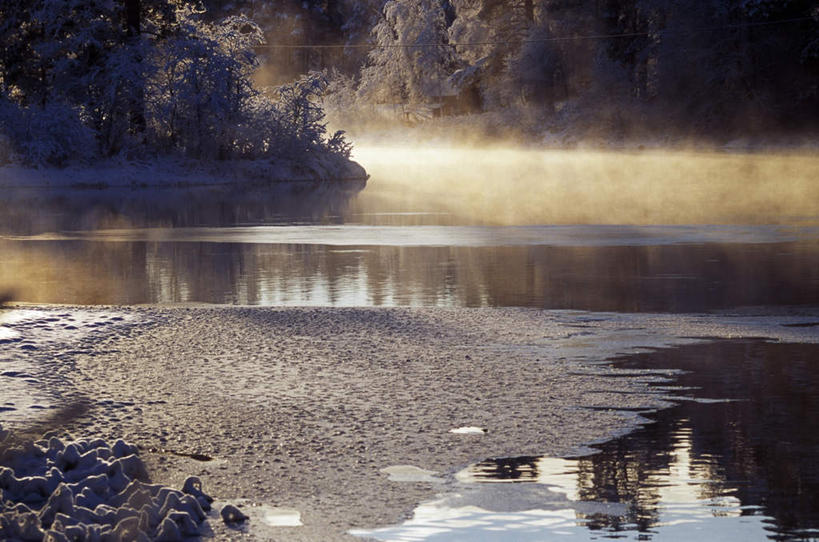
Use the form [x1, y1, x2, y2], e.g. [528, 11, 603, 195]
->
[0, 309, 140, 427]
[448, 427, 486, 435]
[3, 305, 819, 540]
[380, 466, 442, 483]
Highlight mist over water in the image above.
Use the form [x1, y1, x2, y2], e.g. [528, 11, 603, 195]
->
[351, 145, 819, 225]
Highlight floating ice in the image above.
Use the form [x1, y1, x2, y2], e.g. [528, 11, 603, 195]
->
[0, 423, 213, 541]
[218, 499, 304, 531]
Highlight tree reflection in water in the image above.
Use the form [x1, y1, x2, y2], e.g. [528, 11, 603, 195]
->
[456, 340, 819, 540]
[4, 238, 819, 310]
[3, 185, 819, 311]
[0, 182, 366, 236]
[593, 340, 819, 539]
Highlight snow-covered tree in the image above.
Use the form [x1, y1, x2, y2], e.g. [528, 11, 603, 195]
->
[0, 0, 353, 165]
[145, 6, 265, 157]
[358, 0, 457, 103]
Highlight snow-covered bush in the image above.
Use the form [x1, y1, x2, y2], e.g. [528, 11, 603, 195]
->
[232, 72, 353, 162]
[0, 100, 95, 166]
[326, 130, 353, 159]
[274, 73, 333, 154]
[141, 8, 351, 163]
[0, 424, 214, 541]
[146, 8, 266, 159]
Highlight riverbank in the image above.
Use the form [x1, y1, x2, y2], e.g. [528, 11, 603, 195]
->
[0, 154, 367, 190]
[3, 305, 819, 540]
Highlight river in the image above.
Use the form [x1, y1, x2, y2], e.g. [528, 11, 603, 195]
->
[2, 146, 819, 541]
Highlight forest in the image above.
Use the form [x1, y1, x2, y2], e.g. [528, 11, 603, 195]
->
[1, 0, 817, 166]
[240, 0, 819, 142]
[0, 0, 351, 167]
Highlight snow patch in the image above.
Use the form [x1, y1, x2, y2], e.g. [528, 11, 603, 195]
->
[449, 427, 487, 435]
[380, 465, 442, 483]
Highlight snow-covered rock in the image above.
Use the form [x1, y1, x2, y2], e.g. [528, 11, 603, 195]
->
[0, 425, 212, 541]
[219, 504, 248, 525]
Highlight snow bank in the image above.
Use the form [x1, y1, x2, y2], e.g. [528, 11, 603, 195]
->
[0, 154, 367, 190]
[0, 426, 213, 541]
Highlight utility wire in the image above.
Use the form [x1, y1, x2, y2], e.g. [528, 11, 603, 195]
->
[254, 15, 815, 49]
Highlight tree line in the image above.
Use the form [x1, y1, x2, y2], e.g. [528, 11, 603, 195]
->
[206, 0, 819, 140]
[0, 0, 351, 166]
[2, 0, 817, 161]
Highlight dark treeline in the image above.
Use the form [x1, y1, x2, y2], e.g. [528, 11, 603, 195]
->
[208, 0, 819, 141]
[0, 0, 352, 166]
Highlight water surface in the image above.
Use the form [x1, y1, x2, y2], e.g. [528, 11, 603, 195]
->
[2, 187, 819, 310]
[2, 149, 819, 311]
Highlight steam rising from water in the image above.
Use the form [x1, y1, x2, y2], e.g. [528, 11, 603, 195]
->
[351, 145, 819, 225]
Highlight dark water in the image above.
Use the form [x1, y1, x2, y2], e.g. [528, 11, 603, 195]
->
[599, 340, 819, 539]
[2, 185, 819, 311]
[359, 340, 819, 541]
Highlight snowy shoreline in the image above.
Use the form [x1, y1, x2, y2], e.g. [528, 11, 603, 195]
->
[3, 304, 819, 540]
[0, 155, 368, 191]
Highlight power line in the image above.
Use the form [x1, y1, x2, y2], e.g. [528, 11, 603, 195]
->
[254, 15, 814, 49]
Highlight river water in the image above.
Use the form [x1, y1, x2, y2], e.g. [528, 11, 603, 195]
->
[2, 147, 819, 310]
[2, 147, 819, 540]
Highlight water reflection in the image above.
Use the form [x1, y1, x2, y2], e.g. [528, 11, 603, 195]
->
[355, 340, 819, 541]
[2, 165, 819, 310]
[3, 239, 819, 311]
[0, 182, 365, 236]
[605, 340, 819, 539]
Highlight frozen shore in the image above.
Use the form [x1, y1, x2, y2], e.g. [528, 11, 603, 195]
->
[3, 305, 819, 541]
[0, 154, 367, 190]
